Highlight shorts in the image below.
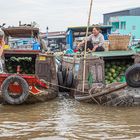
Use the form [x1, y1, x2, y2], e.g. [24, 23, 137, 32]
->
[86, 41, 105, 52]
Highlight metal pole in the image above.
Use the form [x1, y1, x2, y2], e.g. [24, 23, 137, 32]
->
[46, 27, 49, 40]
[82, 0, 93, 92]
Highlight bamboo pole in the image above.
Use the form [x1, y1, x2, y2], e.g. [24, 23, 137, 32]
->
[82, 0, 93, 92]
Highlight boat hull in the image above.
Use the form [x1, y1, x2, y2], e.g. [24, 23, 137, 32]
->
[75, 86, 140, 107]
[0, 88, 58, 104]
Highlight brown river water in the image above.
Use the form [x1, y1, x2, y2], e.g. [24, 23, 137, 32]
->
[0, 95, 140, 140]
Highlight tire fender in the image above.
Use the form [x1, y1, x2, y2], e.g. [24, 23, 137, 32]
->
[57, 71, 63, 86]
[1, 75, 29, 105]
[62, 67, 67, 82]
[125, 64, 140, 87]
[66, 70, 73, 88]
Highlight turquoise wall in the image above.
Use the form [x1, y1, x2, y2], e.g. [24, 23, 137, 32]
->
[110, 16, 140, 39]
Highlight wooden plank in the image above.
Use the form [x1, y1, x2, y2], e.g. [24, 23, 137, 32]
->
[91, 83, 127, 98]
[75, 83, 127, 101]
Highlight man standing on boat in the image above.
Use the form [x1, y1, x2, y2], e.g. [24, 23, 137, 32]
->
[0, 29, 5, 73]
[77, 27, 105, 52]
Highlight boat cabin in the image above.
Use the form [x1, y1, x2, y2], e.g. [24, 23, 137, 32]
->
[66, 25, 112, 49]
[2, 26, 40, 50]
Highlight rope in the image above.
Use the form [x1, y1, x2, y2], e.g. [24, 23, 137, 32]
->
[89, 87, 101, 105]
[41, 79, 127, 106]
[82, 0, 93, 92]
[44, 81, 89, 94]
[44, 80, 101, 105]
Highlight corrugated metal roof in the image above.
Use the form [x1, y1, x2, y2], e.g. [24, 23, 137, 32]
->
[40, 31, 66, 38]
[67, 25, 112, 32]
[104, 7, 140, 15]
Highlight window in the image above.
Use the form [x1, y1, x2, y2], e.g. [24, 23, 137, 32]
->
[112, 22, 119, 32]
[120, 22, 126, 30]
[132, 26, 136, 30]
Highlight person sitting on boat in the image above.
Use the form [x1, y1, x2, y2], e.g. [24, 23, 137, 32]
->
[77, 27, 105, 52]
[0, 29, 4, 73]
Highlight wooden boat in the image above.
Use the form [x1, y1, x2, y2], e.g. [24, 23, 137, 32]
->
[0, 26, 58, 105]
[59, 50, 140, 106]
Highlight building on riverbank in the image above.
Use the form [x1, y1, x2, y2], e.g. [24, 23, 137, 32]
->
[103, 7, 140, 39]
[41, 31, 66, 51]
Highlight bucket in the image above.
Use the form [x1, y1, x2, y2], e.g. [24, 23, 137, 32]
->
[120, 75, 126, 83]
[32, 42, 40, 50]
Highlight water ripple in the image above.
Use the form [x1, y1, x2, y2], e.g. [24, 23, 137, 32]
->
[0, 98, 140, 139]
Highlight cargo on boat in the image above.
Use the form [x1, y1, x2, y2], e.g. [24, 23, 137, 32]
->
[0, 26, 58, 105]
[57, 28, 140, 106]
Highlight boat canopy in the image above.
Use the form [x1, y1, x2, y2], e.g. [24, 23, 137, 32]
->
[67, 25, 112, 33]
[66, 25, 112, 49]
[2, 26, 39, 38]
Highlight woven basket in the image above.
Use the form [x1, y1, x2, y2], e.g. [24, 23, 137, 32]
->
[108, 35, 130, 51]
